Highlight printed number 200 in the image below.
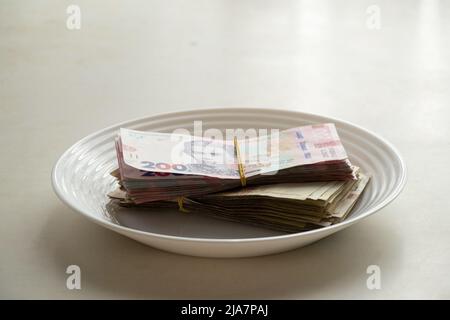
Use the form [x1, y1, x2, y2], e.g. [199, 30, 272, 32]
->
[141, 161, 187, 172]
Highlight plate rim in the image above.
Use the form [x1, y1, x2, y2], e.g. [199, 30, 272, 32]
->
[52, 107, 407, 243]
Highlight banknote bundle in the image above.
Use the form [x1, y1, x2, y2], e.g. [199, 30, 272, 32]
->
[108, 170, 370, 233]
[113, 123, 356, 203]
[107, 123, 370, 232]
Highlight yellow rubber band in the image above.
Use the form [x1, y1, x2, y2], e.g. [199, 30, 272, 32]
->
[233, 137, 247, 187]
[177, 197, 189, 213]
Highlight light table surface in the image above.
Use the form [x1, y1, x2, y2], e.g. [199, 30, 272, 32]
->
[0, 0, 449, 299]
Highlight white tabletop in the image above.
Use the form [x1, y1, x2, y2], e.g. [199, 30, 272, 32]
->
[1, 0, 449, 299]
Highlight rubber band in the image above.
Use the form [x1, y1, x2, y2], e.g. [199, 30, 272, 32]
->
[233, 137, 247, 187]
[177, 197, 189, 213]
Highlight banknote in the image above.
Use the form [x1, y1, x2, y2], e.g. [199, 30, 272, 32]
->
[119, 123, 348, 178]
[113, 123, 355, 202]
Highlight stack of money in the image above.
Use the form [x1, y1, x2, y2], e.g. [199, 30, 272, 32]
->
[114, 123, 356, 203]
[108, 171, 370, 233]
[108, 123, 370, 232]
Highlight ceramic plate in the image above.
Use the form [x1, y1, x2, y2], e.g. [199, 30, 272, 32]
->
[52, 108, 406, 257]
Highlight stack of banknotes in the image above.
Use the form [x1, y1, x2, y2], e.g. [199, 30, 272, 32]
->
[108, 123, 370, 232]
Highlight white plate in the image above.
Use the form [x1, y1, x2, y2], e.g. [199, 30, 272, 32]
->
[52, 108, 406, 258]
